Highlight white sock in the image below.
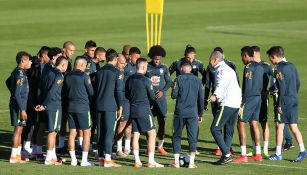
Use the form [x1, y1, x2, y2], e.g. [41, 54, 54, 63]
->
[255, 146, 261, 154]
[241, 146, 247, 156]
[24, 141, 31, 150]
[105, 154, 111, 161]
[189, 155, 195, 165]
[263, 141, 269, 151]
[78, 137, 83, 147]
[158, 140, 164, 148]
[32, 145, 37, 154]
[124, 140, 131, 152]
[81, 152, 88, 163]
[148, 152, 155, 164]
[174, 154, 180, 164]
[276, 146, 282, 156]
[133, 150, 141, 164]
[37, 146, 42, 154]
[46, 150, 53, 161]
[17, 146, 22, 155]
[299, 144, 305, 152]
[58, 136, 65, 148]
[52, 148, 57, 159]
[225, 153, 231, 157]
[69, 151, 77, 161]
[11, 148, 18, 157]
[117, 140, 122, 152]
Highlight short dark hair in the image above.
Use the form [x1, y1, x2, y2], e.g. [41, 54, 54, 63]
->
[251, 45, 260, 52]
[48, 47, 62, 60]
[213, 47, 223, 54]
[84, 40, 97, 49]
[129, 47, 141, 55]
[55, 56, 67, 66]
[241, 46, 254, 57]
[16, 51, 31, 64]
[180, 60, 192, 67]
[184, 44, 196, 56]
[95, 47, 106, 57]
[266, 46, 283, 58]
[276, 46, 284, 57]
[136, 57, 147, 69]
[148, 45, 166, 58]
[106, 49, 118, 62]
[37, 46, 50, 57]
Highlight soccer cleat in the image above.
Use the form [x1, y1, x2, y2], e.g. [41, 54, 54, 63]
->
[9, 156, 27, 164]
[291, 151, 307, 162]
[283, 143, 295, 151]
[147, 162, 164, 168]
[35, 154, 45, 161]
[263, 150, 269, 159]
[22, 150, 33, 159]
[17, 154, 30, 162]
[71, 159, 78, 166]
[133, 162, 143, 168]
[188, 164, 197, 169]
[157, 147, 168, 155]
[267, 154, 282, 160]
[98, 159, 104, 166]
[81, 161, 95, 166]
[116, 151, 128, 157]
[230, 147, 234, 155]
[214, 155, 233, 165]
[247, 150, 255, 157]
[248, 154, 262, 161]
[104, 160, 121, 167]
[195, 150, 200, 155]
[169, 162, 180, 168]
[44, 159, 62, 165]
[233, 155, 248, 162]
[214, 148, 222, 156]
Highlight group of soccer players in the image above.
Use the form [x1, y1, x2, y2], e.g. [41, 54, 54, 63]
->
[6, 40, 307, 168]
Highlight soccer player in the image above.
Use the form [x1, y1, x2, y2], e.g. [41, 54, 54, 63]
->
[63, 57, 94, 166]
[247, 46, 274, 158]
[6, 51, 32, 163]
[169, 44, 204, 77]
[58, 41, 76, 154]
[36, 57, 68, 165]
[41, 47, 63, 76]
[115, 47, 141, 156]
[203, 47, 238, 156]
[92, 47, 106, 69]
[122, 44, 132, 60]
[266, 46, 307, 162]
[125, 58, 164, 168]
[95, 49, 123, 167]
[208, 51, 241, 165]
[170, 61, 204, 168]
[233, 46, 264, 162]
[146, 45, 172, 154]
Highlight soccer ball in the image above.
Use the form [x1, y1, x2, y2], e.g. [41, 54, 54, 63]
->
[179, 154, 190, 167]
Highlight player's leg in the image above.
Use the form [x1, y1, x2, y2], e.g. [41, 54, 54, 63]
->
[283, 124, 294, 150]
[289, 124, 307, 162]
[116, 120, 127, 156]
[248, 121, 262, 161]
[171, 117, 184, 168]
[157, 117, 167, 154]
[68, 113, 77, 165]
[123, 121, 132, 155]
[132, 128, 142, 167]
[186, 117, 199, 168]
[79, 112, 93, 166]
[96, 111, 105, 166]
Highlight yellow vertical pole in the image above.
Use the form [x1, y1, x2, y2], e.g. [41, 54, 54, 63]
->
[150, 13, 154, 48]
[155, 13, 158, 45]
[158, 13, 163, 45]
[146, 13, 150, 53]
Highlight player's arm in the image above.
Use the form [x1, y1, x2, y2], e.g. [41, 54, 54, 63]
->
[84, 74, 94, 98]
[42, 74, 63, 107]
[171, 78, 179, 99]
[293, 65, 300, 93]
[213, 70, 230, 103]
[115, 72, 124, 107]
[162, 67, 172, 92]
[13, 74, 26, 111]
[168, 61, 176, 76]
[197, 81, 205, 117]
[146, 79, 156, 101]
[204, 66, 211, 107]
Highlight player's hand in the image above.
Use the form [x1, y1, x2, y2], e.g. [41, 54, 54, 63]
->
[238, 107, 243, 117]
[210, 95, 217, 102]
[198, 117, 203, 124]
[277, 107, 283, 114]
[155, 91, 163, 99]
[21, 110, 27, 121]
[35, 105, 46, 111]
[204, 105, 208, 111]
[117, 106, 123, 121]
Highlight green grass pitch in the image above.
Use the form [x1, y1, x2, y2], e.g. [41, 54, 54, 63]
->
[0, 0, 307, 174]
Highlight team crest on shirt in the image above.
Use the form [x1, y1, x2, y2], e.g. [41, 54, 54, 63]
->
[150, 76, 160, 86]
[160, 68, 164, 75]
[275, 72, 283, 80]
[118, 74, 124, 80]
[57, 79, 63, 85]
[245, 71, 253, 79]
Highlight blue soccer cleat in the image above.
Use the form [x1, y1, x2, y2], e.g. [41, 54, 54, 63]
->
[267, 154, 282, 160]
[291, 151, 307, 162]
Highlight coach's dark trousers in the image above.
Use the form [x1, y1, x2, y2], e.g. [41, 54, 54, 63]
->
[211, 106, 238, 155]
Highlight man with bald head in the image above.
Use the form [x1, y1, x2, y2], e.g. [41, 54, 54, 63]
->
[63, 56, 94, 166]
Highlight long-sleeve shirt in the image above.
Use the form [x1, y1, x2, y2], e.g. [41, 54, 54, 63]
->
[171, 73, 204, 118]
[213, 61, 241, 108]
[146, 62, 172, 94]
[169, 58, 204, 78]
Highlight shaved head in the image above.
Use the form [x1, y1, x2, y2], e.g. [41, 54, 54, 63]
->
[74, 56, 87, 72]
